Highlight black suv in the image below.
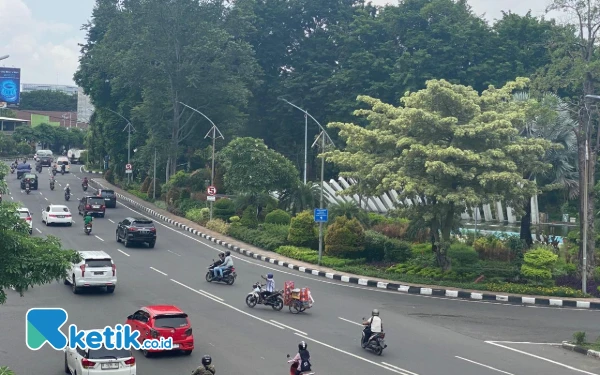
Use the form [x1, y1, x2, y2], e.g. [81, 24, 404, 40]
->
[97, 189, 117, 208]
[78, 196, 106, 217]
[116, 217, 156, 248]
[38, 154, 53, 167]
[20, 173, 38, 190]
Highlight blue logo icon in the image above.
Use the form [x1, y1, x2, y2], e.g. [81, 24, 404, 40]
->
[26, 308, 69, 350]
[1, 80, 17, 102]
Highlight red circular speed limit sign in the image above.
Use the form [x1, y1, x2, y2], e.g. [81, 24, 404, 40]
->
[125, 164, 132, 170]
[207, 186, 217, 196]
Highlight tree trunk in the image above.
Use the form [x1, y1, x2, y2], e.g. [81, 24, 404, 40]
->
[577, 130, 597, 281]
[520, 198, 533, 248]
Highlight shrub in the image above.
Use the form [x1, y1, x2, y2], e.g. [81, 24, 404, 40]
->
[573, 331, 586, 346]
[411, 243, 432, 256]
[287, 211, 318, 249]
[104, 169, 114, 183]
[0, 366, 15, 375]
[367, 213, 388, 227]
[479, 261, 520, 281]
[448, 243, 480, 275]
[206, 219, 229, 234]
[240, 205, 259, 228]
[364, 230, 387, 262]
[140, 176, 151, 193]
[473, 235, 511, 261]
[213, 198, 235, 221]
[520, 248, 558, 282]
[595, 266, 600, 282]
[186, 208, 210, 225]
[555, 275, 600, 297]
[275, 246, 365, 268]
[227, 224, 289, 251]
[372, 218, 409, 239]
[154, 200, 167, 210]
[325, 216, 365, 257]
[178, 198, 204, 213]
[265, 209, 291, 225]
[128, 189, 148, 200]
[166, 187, 182, 204]
[384, 238, 412, 263]
[229, 216, 240, 223]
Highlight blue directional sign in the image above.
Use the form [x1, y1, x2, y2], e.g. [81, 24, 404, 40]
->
[314, 208, 328, 223]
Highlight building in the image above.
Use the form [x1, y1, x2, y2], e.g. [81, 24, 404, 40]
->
[21, 83, 78, 96]
[0, 116, 29, 134]
[10, 110, 88, 129]
[77, 88, 94, 123]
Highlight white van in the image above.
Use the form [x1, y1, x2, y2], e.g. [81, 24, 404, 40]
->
[56, 156, 70, 172]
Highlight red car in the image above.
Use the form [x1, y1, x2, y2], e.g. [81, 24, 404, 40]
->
[126, 305, 194, 357]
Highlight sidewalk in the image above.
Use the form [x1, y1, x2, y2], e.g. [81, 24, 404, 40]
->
[88, 176, 600, 310]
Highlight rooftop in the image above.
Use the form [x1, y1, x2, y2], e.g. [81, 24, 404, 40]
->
[0, 117, 29, 122]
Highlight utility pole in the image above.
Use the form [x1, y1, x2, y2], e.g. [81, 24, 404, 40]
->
[279, 97, 311, 184]
[583, 140, 589, 293]
[106, 108, 135, 183]
[178, 102, 224, 220]
[153, 147, 157, 200]
[312, 131, 333, 265]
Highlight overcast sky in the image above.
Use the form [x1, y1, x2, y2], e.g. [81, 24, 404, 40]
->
[0, 0, 552, 86]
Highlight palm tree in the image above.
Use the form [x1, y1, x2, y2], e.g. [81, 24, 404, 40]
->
[514, 92, 578, 246]
[328, 201, 369, 226]
[278, 181, 330, 215]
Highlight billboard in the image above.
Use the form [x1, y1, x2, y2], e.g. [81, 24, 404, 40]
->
[0, 67, 21, 107]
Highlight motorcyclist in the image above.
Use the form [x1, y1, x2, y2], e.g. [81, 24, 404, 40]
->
[60, 163, 66, 173]
[51, 163, 57, 174]
[362, 309, 383, 347]
[35, 159, 42, 171]
[82, 177, 89, 186]
[84, 213, 93, 228]
[191, 355, 215, 375]
[64, 184, 71, 195]
[213, 251, 233, 279]
[260, 273, 275, 301]
[288, 341, 311, 375]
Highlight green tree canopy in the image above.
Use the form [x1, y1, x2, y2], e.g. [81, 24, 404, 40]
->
[19, 90, 77, 111]
[0, 163, 80, 304]
[324, 79, 553, 268]
[218, 137, 299, 197]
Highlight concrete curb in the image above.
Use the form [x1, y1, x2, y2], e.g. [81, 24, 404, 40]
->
[80, 165, 103, 175]
[87, 177, 600, 310]
[562, 341, 600, 360]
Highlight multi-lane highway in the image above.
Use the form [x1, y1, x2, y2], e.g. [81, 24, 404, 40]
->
[1, 163, 599, 375]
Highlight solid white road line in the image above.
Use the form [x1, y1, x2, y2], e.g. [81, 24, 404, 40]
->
[94, 235, 104, 242]
[485, 341, 599, 375]
[170, 279, 285, 330]
[117, 249, 130, 257]
[149, 267, 167, 276]
[197, 289, 224, 302]
[293, 333, 408, 374]
[454, 356, 515, 375]
[381, 363, 420, 375]
[269, 320, 307, 335]
[108, 219, 115, 223]
[167, 250, 181, 256]
[490, 341, 561, 345]
[338, 317, 362, 326]
[35, 228, 42, 233]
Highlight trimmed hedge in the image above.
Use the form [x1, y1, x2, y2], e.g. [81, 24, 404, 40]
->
[325, 216, 365, 257]
[228, 224, 289, 251]
[214, 198, 235, 221]
[265, 209, 291, 225]
[240, 205, 258, 228]
[288, 210, 317, 248]
[275, 246, 365, 268]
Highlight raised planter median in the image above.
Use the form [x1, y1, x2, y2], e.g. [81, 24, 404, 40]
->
[85, 173, 600, 309]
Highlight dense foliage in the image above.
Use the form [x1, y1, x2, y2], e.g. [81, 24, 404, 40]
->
[19, 90, 77, 111]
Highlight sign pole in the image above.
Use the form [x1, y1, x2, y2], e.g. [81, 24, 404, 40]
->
[153, 148, 157, 200]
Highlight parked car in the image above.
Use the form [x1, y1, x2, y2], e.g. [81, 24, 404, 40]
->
[56, 156, 70, 172]
[64, 250, 117, 294]
[126, 305, 194, 357]
[78, 196, 106, 217]
[20, 173, 38, 190]
[116, 217, 156, 248]
[64, 330, 135, 374]
[41, 205, 72, 226]
[16, 207, 32, 234]
[98, 189, 117, 208]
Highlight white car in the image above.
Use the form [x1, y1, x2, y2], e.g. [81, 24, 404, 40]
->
[16, 208, 33, 234]
[65, 251, 117, 294]
[41, 205, 73, 226]
[56, 156, 71, 172]
[64, 331, 136, 375]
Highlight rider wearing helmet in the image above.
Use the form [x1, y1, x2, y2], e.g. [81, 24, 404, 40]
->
[288, 341, 311, 375]
[260, 273, 275, 301]
[213, 250, 233, 279]
[191, 355, 215, 375]
[64, 183, 71, 194]
[362, 309, 383, 347]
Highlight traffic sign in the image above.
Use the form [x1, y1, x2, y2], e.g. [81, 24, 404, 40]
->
[207, 185, 217, 196]
[207, 195, 216, 202]
[314, 208, 328, 223]
[125, 163, 132, 174]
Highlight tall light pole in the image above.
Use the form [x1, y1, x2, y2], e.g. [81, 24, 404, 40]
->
[0, 55, 9, 61]
[106, 108, 135, 183]
[278, 97, 309, 184]
[178, 102, 224, 220]
[153, 147, 157, 200]
[280, 99, 335, 265]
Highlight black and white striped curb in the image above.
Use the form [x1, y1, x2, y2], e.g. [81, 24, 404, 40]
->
[80, 166, 103, 175]
[562, 342, 600, 359]
[89, 178, 600, 310]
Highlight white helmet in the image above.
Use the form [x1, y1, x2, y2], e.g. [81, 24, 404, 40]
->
[66, 184, 69, 187]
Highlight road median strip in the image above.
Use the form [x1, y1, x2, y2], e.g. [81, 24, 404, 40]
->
[85, 174, 600, 310]
[561, 342, 600, 361]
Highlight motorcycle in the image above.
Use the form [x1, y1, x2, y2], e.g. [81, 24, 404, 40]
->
[84, 223, 92, 235]
[36, 166, 42, 173]
[245, 282, 284, 311]
[82, 183, 88, 192]
[205, 260, 236, 285]
[286, 354, 315, 375]
[61, 167, 65, 175]
[50, 180, 55, 190]
[361, 318, 386, 356]
[10, 167, 14, 174]
[25, 184, 31, 195]
[52, 169, 57, 176]
[64, 191, 70, 201]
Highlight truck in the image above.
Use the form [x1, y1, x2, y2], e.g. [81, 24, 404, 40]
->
[67, 149, 86, 164]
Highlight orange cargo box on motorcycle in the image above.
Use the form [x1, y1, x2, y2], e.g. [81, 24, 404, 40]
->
[283, 280, 295, 306]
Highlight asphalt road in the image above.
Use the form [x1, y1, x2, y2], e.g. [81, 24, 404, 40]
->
[1, 164, 599, 375]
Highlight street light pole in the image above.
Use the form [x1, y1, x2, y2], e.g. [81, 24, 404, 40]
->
[279, 97, 316, 184]
[153, 147, 157, 200]
[583, 140, 588, 293]
[0, 55, 9, 61]
[106, 108, 135, 183]
[311, 131, 329, 265]
[178, 102, 224, 220]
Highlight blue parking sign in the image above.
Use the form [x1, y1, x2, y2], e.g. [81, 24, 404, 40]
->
[314, 209, 328, 223]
